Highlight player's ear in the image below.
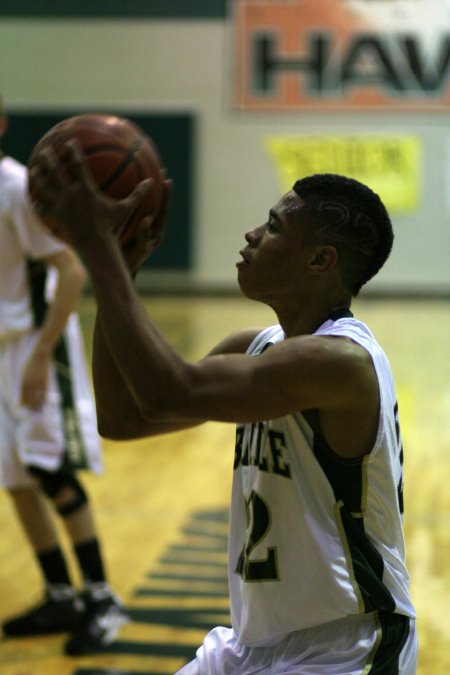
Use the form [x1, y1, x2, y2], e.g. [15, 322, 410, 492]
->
[309, 245, 338, 273]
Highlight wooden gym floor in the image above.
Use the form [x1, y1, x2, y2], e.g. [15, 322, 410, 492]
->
[0, 293, 449, 675]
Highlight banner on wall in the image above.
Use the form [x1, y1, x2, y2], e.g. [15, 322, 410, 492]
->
[233, 0, 450, 111]
[266, 135, 421, 213]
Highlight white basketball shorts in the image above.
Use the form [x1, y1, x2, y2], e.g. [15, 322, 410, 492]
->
[177, 611, 417, 674]
[0, 314, 102, 489]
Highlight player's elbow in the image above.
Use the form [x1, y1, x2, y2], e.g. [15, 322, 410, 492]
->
[96, 415, 125, 440]
[139, 397, 178, 425]
[95, 405, 141, 441]
[137, 365, 197, 423]
[97, 416, 145, 441]
[138, 388, 193, 425]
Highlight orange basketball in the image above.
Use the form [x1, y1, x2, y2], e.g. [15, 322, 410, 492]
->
[28, 113, 163, 245]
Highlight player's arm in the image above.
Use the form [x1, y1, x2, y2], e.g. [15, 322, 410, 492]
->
[84, 233, 376, 435]
[21, 246, 86, 409]
[92, 314, 201, 439]
[92, 318, 261, 440]
[111, 305, 375, 428]
[39, 247, 86, 346]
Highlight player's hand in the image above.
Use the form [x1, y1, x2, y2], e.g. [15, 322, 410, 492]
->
[30, 140, 154, 251]
[122, 176, 172, 274]
[21, 354, 49, 410]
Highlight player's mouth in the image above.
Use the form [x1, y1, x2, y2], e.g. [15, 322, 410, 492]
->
[236, 250, 250, 268]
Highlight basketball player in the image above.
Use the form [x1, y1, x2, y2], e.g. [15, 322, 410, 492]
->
[32, 141, 418, 673]
[0, 102, 128, 655]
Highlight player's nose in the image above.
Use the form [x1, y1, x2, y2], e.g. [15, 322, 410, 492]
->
[245, 225, 262, 246]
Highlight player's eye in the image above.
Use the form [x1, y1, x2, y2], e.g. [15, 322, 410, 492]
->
[266, 216, 278, 233]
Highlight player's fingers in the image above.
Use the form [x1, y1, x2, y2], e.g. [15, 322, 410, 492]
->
[131, 216, 165, 249]
[149, 178, 172, 240]
[29, 169, 62, 218]
[64, 139, 97, 188]
[120, 216, 157, 272]
[28, 169, 54, 210]
[159, 178, 173, 216]
[136, 216, 155, 241]
[128, 177, 154, 208]
[30, 147, 67, 193]
[115, 178, 153, 235]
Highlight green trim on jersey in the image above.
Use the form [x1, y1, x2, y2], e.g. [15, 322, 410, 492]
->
[53, 336, 89, 469]
[336, 502, 396, 614]
[313, 434, 396, 615]
[26, 259, 88, 468]
[26, 259, 48, 328]
[370, 612, 411, 674]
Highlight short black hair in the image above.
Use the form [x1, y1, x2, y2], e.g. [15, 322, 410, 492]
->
[293, 173, 393, 295]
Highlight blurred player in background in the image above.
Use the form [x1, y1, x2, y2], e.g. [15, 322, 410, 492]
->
[0, 99, 128, 656]
[32, 141, 418, 673]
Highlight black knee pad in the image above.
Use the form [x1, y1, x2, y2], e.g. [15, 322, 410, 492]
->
[28, 465, 88, 516]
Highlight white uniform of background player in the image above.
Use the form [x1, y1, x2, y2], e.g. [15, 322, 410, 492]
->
[179, 313, 418, 674]
[0, 146, 127, 655]
[0, 154, 101, 484]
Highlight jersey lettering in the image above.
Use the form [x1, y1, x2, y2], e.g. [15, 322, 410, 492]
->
[234, 424, 291, 479]
[235, 490, 279, 582]
[268, 430, 291, 478]
[252, 422, 268, 471]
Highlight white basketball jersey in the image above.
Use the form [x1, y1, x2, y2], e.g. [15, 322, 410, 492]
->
[0, 156, 102, 477]
[0, 155, 64, 340]
[228, 314, 415, 647]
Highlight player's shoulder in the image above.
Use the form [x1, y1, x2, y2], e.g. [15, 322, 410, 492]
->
[281, 332, 375, 385]
[207, 327, 267, 356]
[0, 156, 27, 195]
[0, 155, 26, 179]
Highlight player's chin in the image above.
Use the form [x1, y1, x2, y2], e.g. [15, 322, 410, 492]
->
[236, 264, 247, 285]
[236, 267, 256, 298]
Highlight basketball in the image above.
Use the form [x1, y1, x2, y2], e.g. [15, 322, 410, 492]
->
[28, 113, 163, 245]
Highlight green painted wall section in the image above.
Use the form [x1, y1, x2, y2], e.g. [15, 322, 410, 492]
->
[0, 0, 228, 19]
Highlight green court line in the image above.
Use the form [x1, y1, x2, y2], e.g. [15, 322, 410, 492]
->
[148, 571, 228, 582]
[74, 508, 230, 675]
[159, 556, 227, 568]
[128, 606, 230, 629]
[134, 587, 228, 597]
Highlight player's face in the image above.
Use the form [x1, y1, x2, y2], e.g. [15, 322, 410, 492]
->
[236, 190, 316, 305]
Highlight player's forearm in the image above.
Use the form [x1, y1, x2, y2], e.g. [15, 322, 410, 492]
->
[92, 312, 152, 437]
[85, 238, 192, 423]
[92, 280, 205, 439]
[34, 253, 86, 357]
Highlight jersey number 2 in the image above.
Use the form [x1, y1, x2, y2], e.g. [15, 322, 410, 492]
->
[235, 490, 279, 582]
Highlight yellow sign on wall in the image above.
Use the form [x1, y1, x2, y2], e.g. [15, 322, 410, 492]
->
[266, 135, 421, 213]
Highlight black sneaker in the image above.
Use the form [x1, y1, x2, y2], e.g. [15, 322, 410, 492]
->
[2, 585, 84, 637]
[64, 587, 128, 656]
